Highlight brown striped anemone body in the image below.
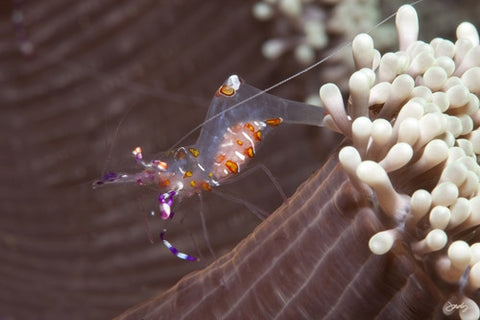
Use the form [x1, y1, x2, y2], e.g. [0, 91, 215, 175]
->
[116, 4, 480, 320]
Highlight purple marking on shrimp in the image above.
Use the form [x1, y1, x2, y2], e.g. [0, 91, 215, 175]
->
[158, 190, 176, 220]
[103, 172, 119, 181]
[160, 229, 197, 261]
[92, 172, 119, 187]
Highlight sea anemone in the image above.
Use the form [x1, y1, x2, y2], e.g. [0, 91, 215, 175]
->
[252, 0, 393, 66]
[333, 4, 480, 319]
[115, 4, 480, 319]
[251, 0, 397, 94]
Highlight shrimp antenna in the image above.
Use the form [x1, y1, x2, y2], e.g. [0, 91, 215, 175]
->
[169, 0, 426, 150]
[99, 102, 138, 180]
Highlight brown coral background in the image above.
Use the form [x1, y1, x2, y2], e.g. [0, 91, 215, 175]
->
[0, 0, 478, 319]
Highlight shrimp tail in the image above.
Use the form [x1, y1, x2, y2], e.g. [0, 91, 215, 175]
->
[243, 84, 326, 127]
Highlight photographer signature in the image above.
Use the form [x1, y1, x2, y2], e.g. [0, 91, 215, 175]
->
[443, 301, 468, 315]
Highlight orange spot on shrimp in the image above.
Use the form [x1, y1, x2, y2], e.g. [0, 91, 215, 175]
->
[244, 147, 254, 158]
[202, 182, 212, 191]
[245, 123, 255, 132]
[154, 160, 168, 171]
[190, 180, 196, 187]
[208, 172, 213, 178]
[254, 131, 262, 141]
[159, 179, 170, 187]
[236, 140, 243, 146]
[215, 154, 226, 163]
[216, 85, 235, 97]
[225, 160, 239, 174]
[230, 124, 242, 132]
[266, 118, 283, 126]
[183, 171, 193, 178]
[175, 148, 186, 160]
[188, 147, 200, 157]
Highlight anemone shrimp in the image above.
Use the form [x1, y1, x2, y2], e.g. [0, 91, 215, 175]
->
[88, 0, 399, 262]
[93, 74, 327, 260]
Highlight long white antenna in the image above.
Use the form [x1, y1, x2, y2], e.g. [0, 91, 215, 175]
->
[170, 0, 426, 150]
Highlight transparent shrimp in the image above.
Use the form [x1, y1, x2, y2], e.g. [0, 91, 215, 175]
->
[92, 0, 429, 260]
[93, 75, 326, 259]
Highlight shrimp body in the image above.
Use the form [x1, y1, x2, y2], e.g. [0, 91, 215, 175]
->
[94, 75, 325, 220]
